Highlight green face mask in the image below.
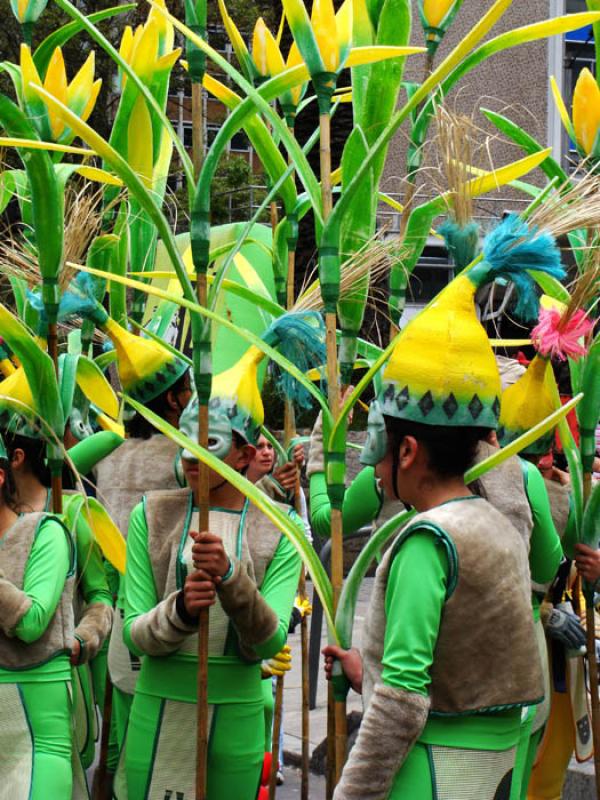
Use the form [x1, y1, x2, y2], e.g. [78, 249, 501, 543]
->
[360, 401, 388, 467]
[178, 393, 259, 463]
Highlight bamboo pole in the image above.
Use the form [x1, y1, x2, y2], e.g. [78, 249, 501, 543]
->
[192, 72, 210, 800]
[48, 322, 62, 516]
[299, 568, 310, 800]
[195, 271, 210, 800]
[319, 107, 347, 793]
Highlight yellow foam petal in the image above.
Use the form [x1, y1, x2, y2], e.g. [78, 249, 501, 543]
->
[19, 43, 42, 103]
[572, 67, 600, 155]
[127, 95, 153, 187]
[311, 0, 339, 72]
[252, 17, 270, 77]
[422, 0, 456, 29]
[44, 48, 68, 140]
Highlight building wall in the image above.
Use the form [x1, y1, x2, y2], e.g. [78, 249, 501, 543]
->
[380, 0, 555, 228]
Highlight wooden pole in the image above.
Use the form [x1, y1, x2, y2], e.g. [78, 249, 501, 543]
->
[192, 74, 210, 800]
[319, 108, 346, 794]
[195, 272, 210, 800]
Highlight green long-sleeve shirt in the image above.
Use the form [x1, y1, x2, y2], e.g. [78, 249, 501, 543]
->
[0, 518, 72, 683]
[521, 460, 563, 586]
[310, 467, 383, 538]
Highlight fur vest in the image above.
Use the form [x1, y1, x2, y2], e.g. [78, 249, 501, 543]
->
[543, 478, 571, 539]
[95, 434, 180, 536]
[0, 513, 75, 669]
[143, 488, 285, 600]
[362, 497, 543, 716]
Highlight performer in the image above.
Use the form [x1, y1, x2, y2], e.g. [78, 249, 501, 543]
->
[0, 433, 76, 799]
[498, 338, 593, 799]
[115, 388, 302, 796]
[114, 312, 323, 798]
[92, 320, 192, 756]
[0, 363, 116, 780]
[323, 246, 549, 799]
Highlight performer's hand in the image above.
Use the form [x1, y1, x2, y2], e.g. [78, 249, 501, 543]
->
[183, 569, 218, 615]
[191, 531, 230, 578]
[575, 543, 600, 584]
[322, 645, 363, 694]
[261, 644, 292, 678]
[291, 444, 305, 469]
[70, 638, 82, 666]
[273, 461, 299, 492]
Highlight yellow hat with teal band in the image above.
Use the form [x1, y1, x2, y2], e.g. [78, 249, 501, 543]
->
[179, 312, 326, 460]
[377, 214, 565, 430]
[497, 355, 556, 455]
[498, 301, 595, 455]
[101, 317, 189, 404]
[59, 273, 189, 404]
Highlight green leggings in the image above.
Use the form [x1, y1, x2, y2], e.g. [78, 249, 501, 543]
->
[120, 692, 264, 799]
[0, 681, 73, 800]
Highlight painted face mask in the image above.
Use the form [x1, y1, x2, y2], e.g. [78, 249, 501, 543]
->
[360, 400, 388, 467]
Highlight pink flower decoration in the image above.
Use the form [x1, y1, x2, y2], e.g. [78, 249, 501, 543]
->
[531, 307, 594, 361]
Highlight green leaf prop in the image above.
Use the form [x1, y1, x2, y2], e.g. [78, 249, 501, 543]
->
[75, 263, 331, 418]
[0, 304, 64, 437]
[0, 96, 63, 325]
[578, 332, 600, 473]
[33, 4, 136, 74]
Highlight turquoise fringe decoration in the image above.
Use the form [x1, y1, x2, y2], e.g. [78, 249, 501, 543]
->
[474, 214, 565, 320]
[264, 311, 326, 409]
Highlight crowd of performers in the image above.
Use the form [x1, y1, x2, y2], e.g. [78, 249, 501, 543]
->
[0, 252, 598, 800]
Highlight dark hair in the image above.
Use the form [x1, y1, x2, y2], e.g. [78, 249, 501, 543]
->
[383, 416, 489, 479]
[126, 370, 190, 439]
[3, 430, 51, 487]
[0, 457, 18, 510]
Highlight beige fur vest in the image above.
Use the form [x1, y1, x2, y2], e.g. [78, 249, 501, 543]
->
[95, 434, 180, 536]
[0, 513, 75, 669]
[143, 488, 285, 600]
[543, 478, 571, 539]
[362, 497, 543, 716]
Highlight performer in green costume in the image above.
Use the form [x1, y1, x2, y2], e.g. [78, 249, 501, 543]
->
[498, 322, 592, 799]
[2, 428, 114, 772]
[322, 222, 560, 799]
[0, 433, 77, 800]
[90, 318, 192, 761]
[115, 340, 306, 798]
[0, 361, 117, 781]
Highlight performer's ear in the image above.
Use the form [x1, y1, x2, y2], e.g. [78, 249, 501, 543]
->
[9, 448, 25, 471]
[397, 436, 418, 470]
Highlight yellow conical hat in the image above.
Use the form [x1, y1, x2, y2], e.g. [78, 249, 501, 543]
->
[497, 355, 556, 455]
[380, 274, 501, 427]
[102, 317, 189, 403]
